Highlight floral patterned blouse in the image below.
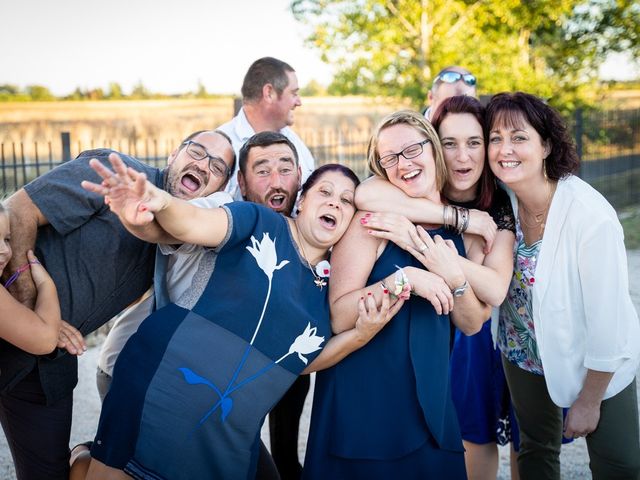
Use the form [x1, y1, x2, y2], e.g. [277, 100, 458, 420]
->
[498, 220, 544, 375]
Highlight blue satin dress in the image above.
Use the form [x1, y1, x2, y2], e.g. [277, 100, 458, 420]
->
[303, 228, 467, 480]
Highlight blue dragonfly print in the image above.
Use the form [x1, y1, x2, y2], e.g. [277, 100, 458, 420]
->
[179, 232, 325, 426]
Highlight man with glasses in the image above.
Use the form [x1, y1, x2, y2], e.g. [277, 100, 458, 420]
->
[0, 130, 234, 480]
[93, 130, 236, 400]
[424, 66, 477, 120]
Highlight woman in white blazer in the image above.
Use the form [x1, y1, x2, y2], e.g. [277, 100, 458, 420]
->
[486, 92, 640, 480]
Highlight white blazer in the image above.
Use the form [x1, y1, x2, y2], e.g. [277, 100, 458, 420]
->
[495, 175, 640, 407]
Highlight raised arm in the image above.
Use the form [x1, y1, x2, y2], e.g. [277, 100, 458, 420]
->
[82, 153, 229, 247]
[0, 250, 60, 354]
[356, 175, 497, 251]
[363, 210, 514, 307]
[456, 229, 514, 306]
[3, 189, 48, 307]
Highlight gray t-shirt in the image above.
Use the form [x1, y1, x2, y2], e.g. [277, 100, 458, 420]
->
[0, 149, 163, 402]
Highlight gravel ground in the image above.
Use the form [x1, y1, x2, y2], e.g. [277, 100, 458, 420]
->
[1, 250, 639, 479]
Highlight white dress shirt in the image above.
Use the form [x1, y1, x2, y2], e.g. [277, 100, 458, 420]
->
[217, 108, 315, 201]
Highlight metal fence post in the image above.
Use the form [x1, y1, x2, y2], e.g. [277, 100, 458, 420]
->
[233, 97, 242, 116]
[61, 132, 71, 162]
[574, 108, 583, 177]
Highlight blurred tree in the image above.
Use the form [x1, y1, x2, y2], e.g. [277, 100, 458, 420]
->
[196, 79, 209, 98]
[291, 0, 640, 109]
[0, 84, 29, 101]
[65, 87, 87, 100]
[300, 79, 328, 96]
[26, 85, 55, 101]
[107, 82, 124, 99]
[87, 88, 105, 100]
[131, 80, 151, 99]
[0, 84, 20, 95]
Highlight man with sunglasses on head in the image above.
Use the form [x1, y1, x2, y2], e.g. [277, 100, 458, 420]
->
[0, 130, 235, 480]
[424, 66, 477, 120]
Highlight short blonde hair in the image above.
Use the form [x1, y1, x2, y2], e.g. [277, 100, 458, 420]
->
[366, 110, 447, 191]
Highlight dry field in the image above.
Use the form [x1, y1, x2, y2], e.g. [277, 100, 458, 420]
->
[0, 97, 408, 161]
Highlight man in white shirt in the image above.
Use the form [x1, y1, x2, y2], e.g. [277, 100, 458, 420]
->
[424, 66, 477, 121]
[218, 57, 315, 201]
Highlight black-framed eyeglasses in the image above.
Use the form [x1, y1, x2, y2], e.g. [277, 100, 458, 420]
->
[378, 139, 430, 169]
[433, 71, 477, 87]
[182, 140, 231, 178]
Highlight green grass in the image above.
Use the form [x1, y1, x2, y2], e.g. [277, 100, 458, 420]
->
[621, 208, 640, 250]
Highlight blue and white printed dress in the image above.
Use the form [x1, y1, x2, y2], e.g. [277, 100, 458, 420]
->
[91, 203, 331, 480]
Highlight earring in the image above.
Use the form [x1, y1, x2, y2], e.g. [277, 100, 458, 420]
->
[543, 157, 548, 181]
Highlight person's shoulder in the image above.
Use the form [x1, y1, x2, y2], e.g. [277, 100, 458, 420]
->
[559, 176, 620, 234]
[226, 201, 282, 221]
[280, 127, 309, 149]
[189, 191, 234, 208]
[561, 176, 616, 218]
[216, 115, 237, 133]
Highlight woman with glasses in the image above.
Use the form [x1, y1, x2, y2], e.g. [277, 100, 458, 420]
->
[487, 92, 640, 480]
[303, 110, 489, 479]
[78, 148, 400, 480]
[352, 96, 519, 480]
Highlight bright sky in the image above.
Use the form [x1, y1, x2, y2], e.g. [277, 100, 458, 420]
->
[1, 0, 637, 97]
[0, 0, 332, 96]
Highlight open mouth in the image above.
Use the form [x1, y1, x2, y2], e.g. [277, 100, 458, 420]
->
[401, 170, 421, 181]
[455, 168, 472, 175]
[268, 194, 286, 209]
[180, 172, 203, 192]
[499, 161, 520, 168]
[319, 214, 337, 229]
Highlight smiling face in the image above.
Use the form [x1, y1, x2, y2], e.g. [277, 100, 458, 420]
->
[0, 213, 12, 276]
[164, 131, 234, 200]
[295, 170, 357, 250]
[272, 71, 302, 128]
[238, 143, 301, 215]
[488, 113, 550, 190]
[439, 113, 485, 202]
[377, 123, 439, 200]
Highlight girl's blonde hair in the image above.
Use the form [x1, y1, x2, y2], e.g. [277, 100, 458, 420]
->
[366, 110, 447, 192]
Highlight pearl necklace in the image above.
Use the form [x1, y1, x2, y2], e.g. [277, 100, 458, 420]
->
[293, 220, 327, 290]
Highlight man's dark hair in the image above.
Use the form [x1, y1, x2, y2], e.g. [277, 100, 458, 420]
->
[238, 131, 299, 175]
[241, 57, 295, 102]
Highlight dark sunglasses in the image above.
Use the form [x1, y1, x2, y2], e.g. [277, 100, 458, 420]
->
[433, 71, 477, 87]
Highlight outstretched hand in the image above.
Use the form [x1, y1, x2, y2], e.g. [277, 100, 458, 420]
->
[81, 153, 169, 226]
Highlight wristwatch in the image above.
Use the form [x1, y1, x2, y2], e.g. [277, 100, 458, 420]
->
[451, 280, 468, 297]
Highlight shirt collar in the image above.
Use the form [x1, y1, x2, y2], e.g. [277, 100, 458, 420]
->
[235, 108, 257, 142]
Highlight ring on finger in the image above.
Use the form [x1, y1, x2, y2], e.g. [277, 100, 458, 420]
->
[419, 243, 429, 253]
